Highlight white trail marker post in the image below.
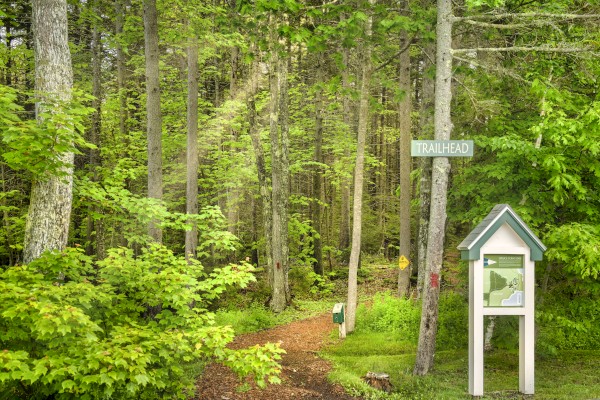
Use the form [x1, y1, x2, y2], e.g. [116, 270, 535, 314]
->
[458, 204, 546, 396]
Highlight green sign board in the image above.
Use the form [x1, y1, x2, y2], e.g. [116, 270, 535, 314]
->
[483, 254, 524, 307]
[411, 140, 473, 157]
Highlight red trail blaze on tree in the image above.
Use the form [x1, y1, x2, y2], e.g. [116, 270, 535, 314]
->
[430, 273, 439, 289]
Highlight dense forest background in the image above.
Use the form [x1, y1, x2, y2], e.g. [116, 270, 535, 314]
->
[1, 0, 599, 398]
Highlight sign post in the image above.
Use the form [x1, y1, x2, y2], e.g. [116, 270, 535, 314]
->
[458, 204, 546, 396]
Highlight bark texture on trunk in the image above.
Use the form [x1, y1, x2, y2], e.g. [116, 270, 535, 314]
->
[312, 63, 324, 276]
[338, 47, 352, 252]
[185, 37, 199, 261]
[269, 44, 291, 312]
[416, 42, 436, 299]
[414, 0, 453, 376]
[23, 0, 74, 264]
[347, 0, 374, 333]
[144, 0, 163, 243]
[397, 23, 412, 297]
[247, 63, 273, 283]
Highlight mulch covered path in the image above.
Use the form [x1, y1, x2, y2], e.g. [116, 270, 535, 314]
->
[195, 313, 361, 400]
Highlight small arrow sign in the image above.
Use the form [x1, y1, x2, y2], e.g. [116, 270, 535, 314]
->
[399, 255, 410, 270]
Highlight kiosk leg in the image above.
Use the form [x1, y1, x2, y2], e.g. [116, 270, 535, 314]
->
[519, 315, 534, 394]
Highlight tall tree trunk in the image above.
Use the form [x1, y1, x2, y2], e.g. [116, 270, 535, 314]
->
[87, 12, 105, 259]
[23, 0, 74, 264]
[416, 41, 435, 299]
[185, 36, 199, 260]
[338, 47, 352, 252]
[312, 63, 324, 276]
[226, 46, 240, 236]
[269, 38, 291, 312]
[346, 0, 374, 333]
[115, 0, 128, 140]
[247, 62, 273, 284]
[414, 0, 453, 376]
[143, 0, 163, 243]
[397, 24, 412, 297]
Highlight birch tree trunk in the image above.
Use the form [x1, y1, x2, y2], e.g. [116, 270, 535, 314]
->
[346, 0, 374, 333]
[397, 21, 413, 297]
[23, 0, 74, 264]
[144, 0, 163, 243]
[185, 36, 199, 261]
[414, 0, 453, 375]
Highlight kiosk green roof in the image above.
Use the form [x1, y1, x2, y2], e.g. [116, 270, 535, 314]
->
[457, 204, 546, 261]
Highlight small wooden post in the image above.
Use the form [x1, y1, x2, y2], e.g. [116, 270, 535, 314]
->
[332, 303, 346, 339]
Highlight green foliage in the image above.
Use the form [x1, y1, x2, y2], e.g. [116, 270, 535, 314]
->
[545, 224, 600, 280]
[0, 85, 95, 179]
[0, 245, 283, 399]
[354, 291, 468, 350]
[76, 176, 239, 255]
[214, 305, 277, 334]
[288, 266, 336, 298]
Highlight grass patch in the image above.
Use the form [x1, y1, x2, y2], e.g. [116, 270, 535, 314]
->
[325, 331, 600, 399]
[323, 293, 600, 399]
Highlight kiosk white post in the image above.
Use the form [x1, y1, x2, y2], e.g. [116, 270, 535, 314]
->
[458, 204, 546, 397]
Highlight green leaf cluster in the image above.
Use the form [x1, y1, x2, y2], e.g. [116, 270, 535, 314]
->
[0, 245, 284, 399]
[0, 85, 95, 179]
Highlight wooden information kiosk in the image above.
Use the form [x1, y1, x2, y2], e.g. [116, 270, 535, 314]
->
[458, 204, 546, 396]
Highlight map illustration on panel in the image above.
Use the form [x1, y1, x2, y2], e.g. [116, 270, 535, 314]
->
[483, 254, 524, 307]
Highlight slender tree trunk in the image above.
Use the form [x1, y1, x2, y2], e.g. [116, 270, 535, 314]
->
[143, 0, 163, 243]
[226, 46, 240, 236]
[312, 63, 324, 276]
[87, 13, 105, 259]
[338, 47, 352, 252]
[416, 41, 435, 298]
[397, 23, 413, 297]
[414, 0, 453, 376]
[23, 0, 74, 264]
[115, 0, 128, 140]
[185, 35, 199, 260]
[347, 0, 374, 333]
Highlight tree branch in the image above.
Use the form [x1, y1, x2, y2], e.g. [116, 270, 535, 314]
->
[452, 55, 531, 84]
[452, 12, 600, 22]
[452, 45, 594, 55]
[374, 34, 416, 72]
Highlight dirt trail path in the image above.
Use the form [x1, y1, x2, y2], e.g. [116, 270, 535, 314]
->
[195, 313, 360, 400]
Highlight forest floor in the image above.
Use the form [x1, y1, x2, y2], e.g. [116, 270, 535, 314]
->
[195, 312, 360, 400]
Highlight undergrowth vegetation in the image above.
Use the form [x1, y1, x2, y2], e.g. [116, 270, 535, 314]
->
[324, 287, 600, 399]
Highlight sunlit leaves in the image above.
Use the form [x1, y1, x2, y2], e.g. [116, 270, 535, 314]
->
[0, 245, 283, 398]
[0, 85, 95, 180]
[546, 224, 600, 280]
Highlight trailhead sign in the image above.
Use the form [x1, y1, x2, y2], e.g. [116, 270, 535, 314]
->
[411, 140, 473, 157]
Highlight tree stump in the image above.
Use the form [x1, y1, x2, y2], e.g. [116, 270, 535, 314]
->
[364, 371, 393, 393]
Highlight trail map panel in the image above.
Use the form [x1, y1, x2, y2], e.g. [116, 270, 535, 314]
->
[483, 254, 524, 307]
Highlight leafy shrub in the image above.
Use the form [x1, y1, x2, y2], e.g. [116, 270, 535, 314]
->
[214, 305, 277, 334]
[289, 266, 336, 298]
[356, 291, 420, 344]
[0, 245, 283, 399]
[436, 291, 469, 350]
[355, 291, 468, 350]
